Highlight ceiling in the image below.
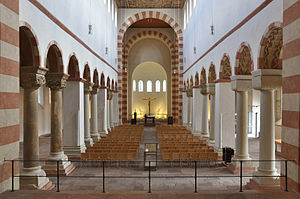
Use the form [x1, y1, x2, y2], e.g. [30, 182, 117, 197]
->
[130, 18, 171, 28]
[115, 0, 186, 8]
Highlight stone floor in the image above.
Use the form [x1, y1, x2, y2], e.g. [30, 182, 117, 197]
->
[13, 125, 286, 194]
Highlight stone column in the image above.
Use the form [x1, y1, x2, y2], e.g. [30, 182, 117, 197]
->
[97, 88, 108, 137]
[186, 89, 193, 128]
[200, 85, 209, 139]
[192, 87, 202, 136]
[207, 83, 216, 146]
[106, 90, 111, 132]
[252, 69, 282, 186]
[90, 86, 100, 141]
[113, 90, 119, 126]
[84, 82, 94, 147]
[20, 66, 50, 189]
[109, 92, 114, 128]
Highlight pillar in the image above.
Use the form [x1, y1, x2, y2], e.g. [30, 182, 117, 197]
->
[97, 87, 108, 137]
[192, 87, 202, 136]
[109, 92, 114, 128]
[200, 85, 209, 139]
[112, 90, 119, 126]
[207, 83, 216, 146]
[90, 86, 100, 141]
[63, 80, 86, 158]
[20, 66, 50, 189]
[252, 69, 282, 186]
[186, 89, 193, 128]
[214, 80, 235, 152]
[106, 90, 111, 132]
[84, 82, 93, 147]
[182, 91, 188, 126]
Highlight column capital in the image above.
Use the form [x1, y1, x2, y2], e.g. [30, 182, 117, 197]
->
[186, 88, 193, 98]
[91, 85, 98, 95]
[46, 73, 69, 90]
[207, 83, 215, 95]
[107, 89, 113, 100]
[20, 66, 48, 89]
[231, 75, 252, 92]
[251, 69, 282, 90]
[84, 82, 94, 93]
[200, 85, 209, 95]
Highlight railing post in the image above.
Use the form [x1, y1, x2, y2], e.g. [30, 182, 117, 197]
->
[285, 160, 288, 192]
[57, 160, 60, 192]
[103, 161, 105, 193]
[240, 160, 243, 192]
[148, 161, 151, 193]
[194, 160, 197, 193]
[11, 160, 14, 192]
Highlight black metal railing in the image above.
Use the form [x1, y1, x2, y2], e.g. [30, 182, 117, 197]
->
[5, 159, 295, 193]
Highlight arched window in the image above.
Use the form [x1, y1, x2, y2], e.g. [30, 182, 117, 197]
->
[163, 80, 167, 92]
[132, 80, 136, 92]
[138, 80, 143, 92]
[155, 80, 161, 92]
[147, 80, 152, 92]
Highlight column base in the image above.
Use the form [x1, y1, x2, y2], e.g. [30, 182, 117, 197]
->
[252, 169, 280, 186]
[246, 179, 280, 190]
[192, 131, 201, 137]
[99, 131, 107, 138]
[91, 132, 101, 142]
[20, 166, 50, 190]
[200, 133, 209, 140]
[43, 152, 75, 176]
[207, 139, 215, 147]
[227, 158, 256, 174]
[63, 144, 86, 159]
[84, 137, 94, 147]
[110, 123, 114, 128]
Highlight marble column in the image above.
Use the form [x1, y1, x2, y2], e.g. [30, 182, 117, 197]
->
[200, 85, 209, 139]
[252, 69, 282, 186]
[84, 82, 94, 147]
[186, 89, 193, 128]
[207, 83, 216, 146]
[192, 87, 202, 136]
[90, 86, 100, 141]
[20, 66, 49, 189]
[45, 73, 72, 171]
[97, 88, 108, 137]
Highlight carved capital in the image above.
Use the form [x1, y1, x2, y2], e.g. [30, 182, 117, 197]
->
[84, 82, 94, 94]
[200, 85, 209, 95]
[91, 85, 98, 95]
[46, 73, 69, 90]
[107, 89, 113, 100]
[20, 66, 48, 89]
[207, 83, 215, 95]
[186, 88, 193, 98]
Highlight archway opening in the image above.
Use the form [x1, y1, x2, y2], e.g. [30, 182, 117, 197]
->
[131, 62, 167, 120]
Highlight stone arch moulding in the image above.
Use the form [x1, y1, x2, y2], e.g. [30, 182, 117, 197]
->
[219, 53, 232, 81]
[83, 63, 91, 82]
[118, 11, 183, 124]
[19, 21, 41, 67]
[100, 73, 105, 88]
[208, 62, 217, 83]
[67, 53, 81, 81]
[194, 72, 199, 87]
[200, 68, 207, 86]
[44, 41, 64, 73]
[235, 42, 254, 75]
[258, 22, 283, 69]
[93, 69, 99, 87]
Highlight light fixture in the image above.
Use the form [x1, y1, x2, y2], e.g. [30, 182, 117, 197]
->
[88, 24, 92, 35]
[88, 0, 92, 35]
[210, 25, 214, 35]
[193, 46, 197, 54]
[105, 47, 108, 54]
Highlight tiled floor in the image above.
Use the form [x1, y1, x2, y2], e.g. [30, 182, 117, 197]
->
[15, 126, 285, 193]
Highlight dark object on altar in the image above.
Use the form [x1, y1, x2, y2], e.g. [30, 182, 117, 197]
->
[168, 116, 173, 125]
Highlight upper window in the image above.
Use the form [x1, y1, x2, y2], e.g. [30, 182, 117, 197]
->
[138, 80, 143, 92]
[133, 80, 136, 92]
[155, 80, 160, 92]
[163, 80, 167, 92]
[147, 80, 152, 92]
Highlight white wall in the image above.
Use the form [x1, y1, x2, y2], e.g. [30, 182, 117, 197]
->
[182, 0, 283, 80]
[20, 0, 118, 82]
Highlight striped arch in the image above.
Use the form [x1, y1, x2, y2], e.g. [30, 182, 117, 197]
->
[45, 41, 64, 73]
[235, 42, 254, 75]
[258, 22, 283, 69]
[67, 53, 81, 81]
[118, 11, 183, 124]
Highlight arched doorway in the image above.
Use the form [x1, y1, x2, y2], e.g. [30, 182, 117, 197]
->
[131, 62, 168, 120]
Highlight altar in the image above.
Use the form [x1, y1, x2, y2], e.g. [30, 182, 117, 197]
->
[144, 115, 155, 124]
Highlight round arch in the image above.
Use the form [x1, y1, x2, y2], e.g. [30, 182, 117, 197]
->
[45, 42, 64, 73]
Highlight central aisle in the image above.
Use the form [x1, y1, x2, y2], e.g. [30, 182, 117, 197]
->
[138, 126, 159, 163]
